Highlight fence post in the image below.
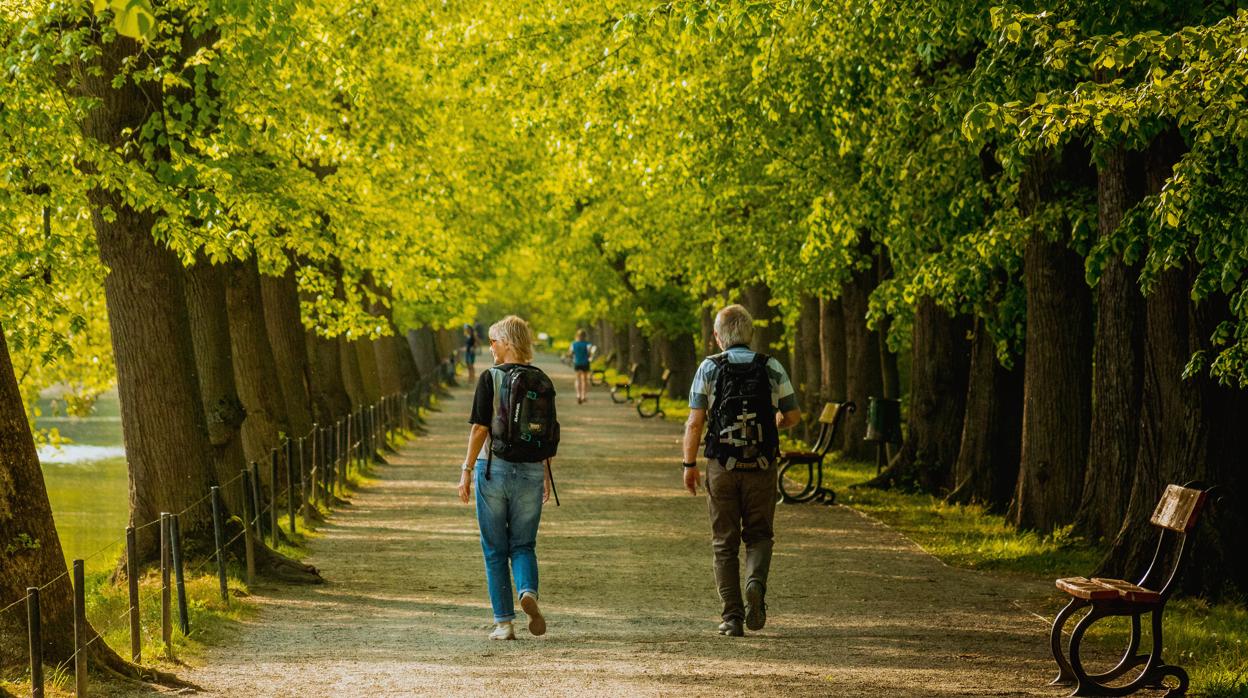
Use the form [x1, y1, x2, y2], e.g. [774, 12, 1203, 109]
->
[171, 514, 189, 635]
[269, 448, 279, 548]
[73, 559, 87, 698]
[210, 486, 229, 604]
[299, 437, 311, 528]
[240, 470, 256, 586]
[345, 415, 353, 477]
[160, 512, 173, 660]
[27, 587, 42, 698]
[126, 526, 140, 663]
[285, 438, 296, 534]
[249, 461, 263, 541]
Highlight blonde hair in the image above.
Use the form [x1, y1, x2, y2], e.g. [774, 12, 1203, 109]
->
[489, 315, 534, 363]
[575, 328, 588, 341]
[714, 304, 755, 348]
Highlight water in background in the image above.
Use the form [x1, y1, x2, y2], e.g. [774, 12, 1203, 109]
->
[37, 390, 130, 572]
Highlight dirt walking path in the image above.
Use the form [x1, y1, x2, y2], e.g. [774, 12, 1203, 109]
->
[170, 358, 1063, 697]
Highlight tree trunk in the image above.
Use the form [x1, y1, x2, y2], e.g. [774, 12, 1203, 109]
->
[226, 257, 290, 470]
[260, 266, 314, 440]
[876, 254, 901, 400]
[885, 298, 971, 492]
[1072, 145, 1145, 541]
[72, 30, 217, 563]
[185, 259, 249, 515]
[306, 330, 353, 425]
[340, 338, 368, 408]
[700, 304, 717, 356]
[407, 327, 440, 380]
[842, 264, 884, 460]
[946, 318, 1024, 511]
[657, 333, 698, 400]
[628, 323, 651, 383]
[355, 339, 384, 405]
[820, 296, 848, 448]
[741, 283, 787, 372]
[391, 335, 422, 394]
[795, 295, 823, 419]
[1010, 152, 1094, 531]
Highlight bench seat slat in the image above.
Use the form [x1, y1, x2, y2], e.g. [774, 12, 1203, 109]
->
[1089, 578, 1162, 604]
[1056, 577, 1121, 600]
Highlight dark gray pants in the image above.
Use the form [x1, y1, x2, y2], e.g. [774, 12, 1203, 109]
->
[706, 461, 777, 622]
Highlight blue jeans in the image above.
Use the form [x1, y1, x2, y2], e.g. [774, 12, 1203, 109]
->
[475, 456, 544, 622]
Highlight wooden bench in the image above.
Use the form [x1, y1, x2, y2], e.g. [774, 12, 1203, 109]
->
[636, 369, 672, 419]
[776, 401, 855, 505]
[610, 363, 640, 404]
[589, 350, 617, 387]
[1049, 483, 1211, 697]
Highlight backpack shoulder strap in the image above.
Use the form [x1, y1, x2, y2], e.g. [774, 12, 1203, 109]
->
[751, 353, 770, 368]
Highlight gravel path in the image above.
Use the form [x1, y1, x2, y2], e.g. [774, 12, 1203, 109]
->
[166, 357, 1063, 697]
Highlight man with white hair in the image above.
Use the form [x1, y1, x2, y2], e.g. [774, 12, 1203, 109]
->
[681, 303, 801, 637]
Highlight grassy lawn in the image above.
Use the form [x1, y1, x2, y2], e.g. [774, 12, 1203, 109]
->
[820, 455, 1248, 698]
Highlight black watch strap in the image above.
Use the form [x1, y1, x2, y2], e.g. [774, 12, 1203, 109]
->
[682, 461, 697, 469]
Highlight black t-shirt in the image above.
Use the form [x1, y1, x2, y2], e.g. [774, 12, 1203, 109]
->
[468, 364, 524, 426]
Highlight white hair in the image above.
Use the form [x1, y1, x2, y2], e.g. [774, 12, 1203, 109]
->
[714, 304, 754, 349]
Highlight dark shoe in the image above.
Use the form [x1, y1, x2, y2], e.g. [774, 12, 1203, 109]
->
[717, 619, 743, 637]
[744, 581, 766, 631]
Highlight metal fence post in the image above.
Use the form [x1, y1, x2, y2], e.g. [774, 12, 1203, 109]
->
[171, 514, 189, 635]
[249, 461, 263, 541]
[285, 438, 296, 534]
[28, 587, 42, 698]
[160, 512, 173, 660]
[126, 526, 140, 663]
[210, 486, 229, 604]
[73, 559, 87, 697]
[240, 470, 256, 586]
[269, 448, 279, 548]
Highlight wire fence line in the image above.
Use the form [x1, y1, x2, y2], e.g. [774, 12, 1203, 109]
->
[7, 360, 454, 696]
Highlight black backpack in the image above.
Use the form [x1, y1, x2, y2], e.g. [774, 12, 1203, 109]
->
[703, 353, 779, 468]
[487, 364, 560, 468]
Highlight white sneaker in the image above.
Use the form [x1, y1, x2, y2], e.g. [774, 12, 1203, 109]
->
[488, 622, 515, 641]
[520, 592, 546, 636]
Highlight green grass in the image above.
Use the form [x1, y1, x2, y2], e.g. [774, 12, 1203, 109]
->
[813, 455, 1248, 697]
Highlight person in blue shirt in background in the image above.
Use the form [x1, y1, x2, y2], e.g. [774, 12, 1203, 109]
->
[567, 329, 595, 404]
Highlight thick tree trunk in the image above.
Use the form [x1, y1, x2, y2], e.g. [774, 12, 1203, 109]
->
[819, 296, 848, 448]
[628, 323, 651, 383]
[1072, 145, 1145, 541]
[306, 330, 352, 425]
[226, 257, 290, 470]
[185, 260, 249, 514]
[356, 339, 384, 405]
[885, 298, 971, 492]
[1010, 152, 1094, 531]
[340, 338, 368, 408]
[741, 283, 787, 372]
[795, 295, 823, 420]
[842, 263, 884, 460]
[876, 255, 901, 400]
[656, 333, 698, 399]
[610, 322, 630, 371]
[946, 318, 1024, 511]
[391, 335, 422, 394]
[407, 327, 440, 381]
[700, 304, 716, 356]
[260, 266, 314, 440]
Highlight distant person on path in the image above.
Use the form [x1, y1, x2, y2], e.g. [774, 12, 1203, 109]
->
[567, 329, 595, 404]
[680, 304, 801, 637]
[462, 325, 478, 381]
[458, 315, 559, 641]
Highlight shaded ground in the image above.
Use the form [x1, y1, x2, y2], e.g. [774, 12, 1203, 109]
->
[157, 358, 1064, 697]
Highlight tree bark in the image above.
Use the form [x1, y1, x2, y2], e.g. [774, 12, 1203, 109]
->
[226, 257, 290, 471]
[185, 260, 249, 515]
[700, 304, 717, 356]
[628, 323, 651, 383]
[795, 295, 823, 420]
[260, 266, 314, 440]
[340, 338, 368, 408]
[355, 339, 384, 405]
[842, 263, 885, 460]
[946, 318, 1024, 510]
[0, 325, 156, 678]
[72, 29, 218, 562]
[407, 327, 440, 381]
[876, 254, 901, 400]
[1010, 152, 1095, 531]
[1072, 145, 1145, 540]
[306, 330, 352, 424]
[656, 332, 698, 399]
[819, 296, 848, 448]
[885, 298, 971, 492]
[741, 283, 787, 372]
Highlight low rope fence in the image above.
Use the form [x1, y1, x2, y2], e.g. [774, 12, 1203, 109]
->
[1, 358, 454, 697]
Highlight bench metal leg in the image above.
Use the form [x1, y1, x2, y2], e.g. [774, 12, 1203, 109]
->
[1049, 598, 1084, 686]
[1068, 606, 1184, 697]
[637, 396, 662, 418]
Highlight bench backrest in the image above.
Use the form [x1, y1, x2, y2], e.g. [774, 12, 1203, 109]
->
[1150, 484, 1207, 533]
[1137, 483, 1211, 598]
[659, 369, 671, 386]
[628, 363, 640, 381]
[812, 401, 856, 455]
[602, 350, 616, 364]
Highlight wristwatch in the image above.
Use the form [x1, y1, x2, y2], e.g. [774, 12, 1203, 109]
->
[461, 463, 473, 472]
[682, 461, 697, 469]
